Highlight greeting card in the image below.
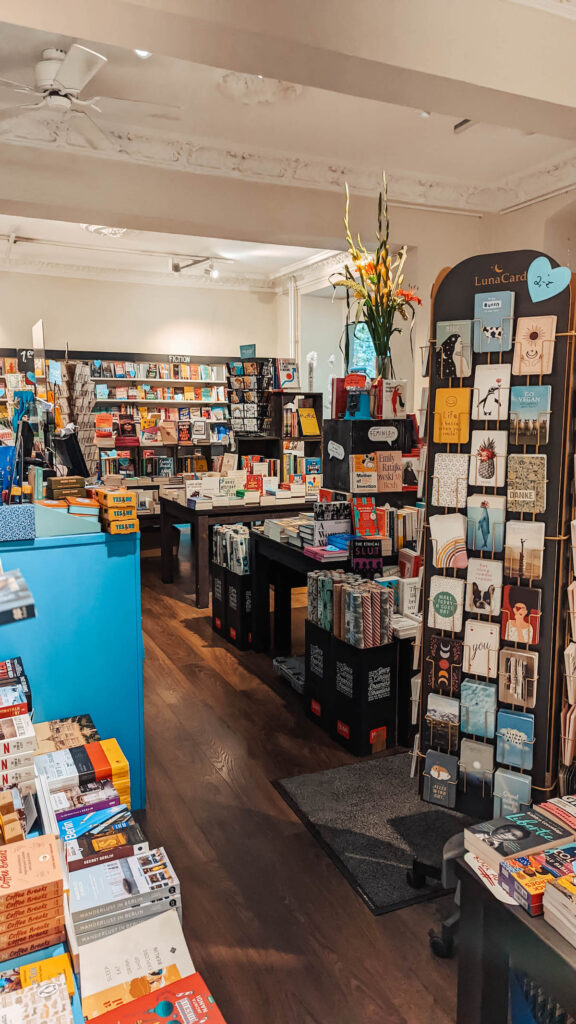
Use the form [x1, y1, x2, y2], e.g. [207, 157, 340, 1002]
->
[472, 364, 511, 421]
[423, 635, 463, 695]
[496, 709, 535, 770]
[423, 750, 458, 808]
[507, 454, 547, 514]
[473, 291, 515, 353]
[459, 738, 495, 794]
[465, 557, 503, 617]
[503, 520, 545, 580]
[431, 453, 469, 508]
[467, 493, 506, 553]
[460, 679, 497, 738]
[429, 513, 468, 569]
[433, 389, 471, 445]
[510, 386, 551, 446]
[435, 321, 473, 379]
[469, 430, 508, 488]
[498, 647, 538, 708]
[493, 768, 532, 818]
[501, 585, 541, 646]
[428, 576, 465, 632]
[463, 619, 499, 678]
[512, 315, 556, 375]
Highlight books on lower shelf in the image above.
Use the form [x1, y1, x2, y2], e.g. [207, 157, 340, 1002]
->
[59, 805, 148, 871]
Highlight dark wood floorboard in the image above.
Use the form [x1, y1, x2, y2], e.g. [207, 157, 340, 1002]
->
[140, 535, 457, 1024]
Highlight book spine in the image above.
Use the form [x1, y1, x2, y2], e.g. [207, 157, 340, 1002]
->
[0, 915, 66, 947]
[54, 795, 121, 822]
[0, 735, 37, 756]
[0, 702, 29, 720]
[71, 881, 181, 923]
[66, 841, 149, 871]
[0, 881, 63, 912]
[75, 893, 181, 934]
[0, 927, 66, 962]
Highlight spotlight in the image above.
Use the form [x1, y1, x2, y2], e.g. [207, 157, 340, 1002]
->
[419, 111, 431, 118]
[134, 49, 152, 59]
[210, 264, 220, 279]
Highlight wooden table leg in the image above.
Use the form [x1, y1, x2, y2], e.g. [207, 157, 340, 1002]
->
[457, 869, 510, 1024]
[196, 516, 210, 609]
[273, 576, 292, 656]
[160, 510, 174, 584]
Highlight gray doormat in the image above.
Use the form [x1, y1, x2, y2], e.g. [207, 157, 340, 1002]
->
[276, 753, 471, 915]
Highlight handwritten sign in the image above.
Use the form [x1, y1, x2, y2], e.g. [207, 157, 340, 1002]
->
[327, 441, 345, 460]
[368, 425, 398, 443]
[527, 256, 571, 303]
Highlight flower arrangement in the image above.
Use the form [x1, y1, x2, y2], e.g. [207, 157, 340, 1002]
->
[332, 173, 421, 379]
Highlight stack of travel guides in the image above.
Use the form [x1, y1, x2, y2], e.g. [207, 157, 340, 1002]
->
[0, 670, 37, 795]
[68, 847, 181, 946]
[35, 739, 131, 809]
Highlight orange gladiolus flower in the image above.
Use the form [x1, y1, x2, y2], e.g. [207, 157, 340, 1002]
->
[396, 288, 422, 306]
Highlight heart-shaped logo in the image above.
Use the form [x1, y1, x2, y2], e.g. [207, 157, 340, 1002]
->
[527, 256, 571, 302]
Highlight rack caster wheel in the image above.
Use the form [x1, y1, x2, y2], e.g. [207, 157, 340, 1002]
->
[428, 928, 455, 959]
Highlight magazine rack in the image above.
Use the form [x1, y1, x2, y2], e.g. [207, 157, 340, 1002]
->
[417, 250, 576, 817]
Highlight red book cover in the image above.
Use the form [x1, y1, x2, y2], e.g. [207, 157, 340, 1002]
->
[352, 497, 377, 537]
[245, 474, 263, 493]
[91, 973, 227, 1023]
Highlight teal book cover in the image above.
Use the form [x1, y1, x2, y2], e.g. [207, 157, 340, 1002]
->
[473, 290, 515, 352]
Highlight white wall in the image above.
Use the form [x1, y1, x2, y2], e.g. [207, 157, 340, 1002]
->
[300, 294, 346, 416]
[0, 271, 279, 357]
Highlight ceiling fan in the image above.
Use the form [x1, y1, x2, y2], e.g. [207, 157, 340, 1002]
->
[0, 44, 179, 150]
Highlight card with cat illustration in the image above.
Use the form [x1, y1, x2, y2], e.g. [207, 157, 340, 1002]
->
[472, 364, 511, 421]
[512, 315, 556, 376]
[465, 558, 503, 617]
[473, 291, 515, 352]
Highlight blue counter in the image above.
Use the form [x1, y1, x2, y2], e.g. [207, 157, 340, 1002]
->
[0, 533, 145, 809]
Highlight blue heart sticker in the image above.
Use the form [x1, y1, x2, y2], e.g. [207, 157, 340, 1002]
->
[527, 256, 571, 302]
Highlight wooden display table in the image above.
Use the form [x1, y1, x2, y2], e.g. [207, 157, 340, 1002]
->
[159, 497, 314, 608]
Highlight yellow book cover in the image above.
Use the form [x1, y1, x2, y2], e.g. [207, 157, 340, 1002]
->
[183, 387, 196, 400]
[20, 952, 74, 997]
[433, 388, 471, 444]
[103, 519, 140, 535]
[99, 739, 130, 781]
[298, 408, 320, 436]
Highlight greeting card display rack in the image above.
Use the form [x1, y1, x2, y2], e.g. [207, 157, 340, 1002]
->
[417, 250, 576, 818]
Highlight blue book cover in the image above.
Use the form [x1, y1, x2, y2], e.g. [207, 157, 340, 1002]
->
[466, 493, 506, 553]
[493, 768, 532, 817]
[510, 385, 551, 445]
[305, 457, 322, 474]
[496, 710, 535, 769]
[473, 291, 515, 352]
[460, 679, 497, 738]
[58, 804, 130, 841]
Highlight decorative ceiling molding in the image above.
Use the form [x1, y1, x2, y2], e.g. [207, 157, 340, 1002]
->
[274, 250, 348, 294]
[217, 72, 303, 106]
[1, 115, 576, 215]
[506, 0, 576, 17]
[0, 255, 276, 292]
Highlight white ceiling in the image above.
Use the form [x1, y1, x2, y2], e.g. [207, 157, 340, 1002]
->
[0, 19, 575, 216]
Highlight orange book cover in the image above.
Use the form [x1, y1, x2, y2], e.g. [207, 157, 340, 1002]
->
[0, 835, 62, 901]
[86, 742, 113, 783]
[0, 927, 66, 962]
[90, 973, 227, 1023]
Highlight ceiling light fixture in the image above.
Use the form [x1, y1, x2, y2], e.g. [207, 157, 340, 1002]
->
[453, 118, 473, 134]
[81, 224, 128, 238]
[419, 110, 431, 118]
[134, 49, 152, 59]
[209, 262, 219, 279]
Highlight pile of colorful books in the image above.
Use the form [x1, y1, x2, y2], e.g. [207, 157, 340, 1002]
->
[0, 833, 66, 961]
[307, 569, 394, 648]
[35, 738, 131, 809]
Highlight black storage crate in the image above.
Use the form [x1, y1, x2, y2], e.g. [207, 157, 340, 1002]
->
[226, 569, 252, 650]
[331, 637, 399, 756]
[322, 418, 412, 493]
[211, 562, 227, 637]
[304, 619, 334, 729]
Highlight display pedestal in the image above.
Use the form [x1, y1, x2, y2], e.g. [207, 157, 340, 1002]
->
[0, 533, 145, 809]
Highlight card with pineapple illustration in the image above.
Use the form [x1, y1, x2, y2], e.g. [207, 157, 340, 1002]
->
[468, 430, 508, 488]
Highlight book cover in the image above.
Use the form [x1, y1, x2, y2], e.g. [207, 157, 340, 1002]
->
[473, 290, 515, 352]
[79, 909, 194, 1019]
[349, 454, 377, 493]
[498, 647, 538, 708]
[504, 520, 545, 580]
[467, 493, 506, 554]
[350, 538, 383, 579]
[433, 388, 471, 445]
[20, 951, 74, 997]
[431, 453, 469, 508]
[50, 780, 121, 821]
[459, 737, 494, 794]
[465, 810, 572, 868]
[501, 585, 541, 645]
[352, 497, 377, 537]
[460, 679, 497, 738]
[88, 972, 226, 1024]
[428, 576, 465, 632]
[423, 635, 463, 695]
[429, 513, 468, 569]
[0, 834, 62, 904]
[510, 385, 551, 445]
[507, 454, 547, 514]
[0, 715, 36, 755]
[493, 768, 532, 818]
[402, 455, 419, 491]
[380, 380, 407, 419]
[276, 359, 300, 390]
[435, 320, 472, 378]
[463, 619, 499, 678]
[469, 430, 508, 488]
[376, 450, 403, 492]
[69, 848, 179, 922]
[496, 709, 535, 769]
[465, 557, 503, 617]
[512, 315, 556, 375]
[422, 750, 458, 808]
[297, 408, 319, 436]
[472, 364, 511, 421]
[34, 715, 100, 756]
[0, 974, 73, 1023]
[0, 686, 28, 720]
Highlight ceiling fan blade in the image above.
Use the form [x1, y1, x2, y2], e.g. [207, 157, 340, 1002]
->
[86, 94, 182, 119]
[68, 110, 117, 151]
[0, 102, 46, 124]
[0, 77, 37, 93]
[52, 43, 107, 94]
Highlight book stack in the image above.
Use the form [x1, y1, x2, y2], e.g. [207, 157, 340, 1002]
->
[0, 949, 74, 999]
[35, 738, 131, 808]
[69, 847, 181, 946]
[0, 657, 32, 711]
[49, 780, 121, 823]
[0, 685, 37, 796]
[58, 804, 148, 871]
[212, 525, 250, 574]
[464, 809, 575, 874]
[66, 496, 100, 520]
[34, 713, 100, 755]
[94, 489, 139, 536]
[543, 873, 576, 947]
[0, 834, 65, 961]
[0, 571, 36, 626]
[45, 476, 86, 501]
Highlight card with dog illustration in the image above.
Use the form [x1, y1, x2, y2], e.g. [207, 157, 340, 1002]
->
[512, 315, 556, 376]
[469, 430, 508, 488]
[501, 585, 541, 646]
[503, 520, 545, 580]
[463, 619, 499, 678]
[472, 364, 511, 421]
[510, 386, 551, 446]
[433, 388, 471, 445]
[473, 291, 515, 353]
[432, 453, 469, 508]
[428, 576, 465, 633]
[435, 321, 473, 379]
[423, 634, 463, 696]
[465, 558, 503, 617]
[429, 513, 468, 569]
[496, 709, 534, 770]
[467, 493, 506, 554]
[507, 454, 547, 514]
[498, 647, 538, 708]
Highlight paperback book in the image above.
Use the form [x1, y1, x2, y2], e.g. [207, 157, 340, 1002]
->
[34, 714, 100, 756]
[87, 973, 227, 1024]
[69, 847, 179, 923]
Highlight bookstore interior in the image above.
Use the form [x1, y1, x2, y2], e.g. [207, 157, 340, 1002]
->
[4, 5, 576, 1023]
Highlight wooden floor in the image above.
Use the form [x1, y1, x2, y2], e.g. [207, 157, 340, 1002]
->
[140, 535, 458, 1024]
